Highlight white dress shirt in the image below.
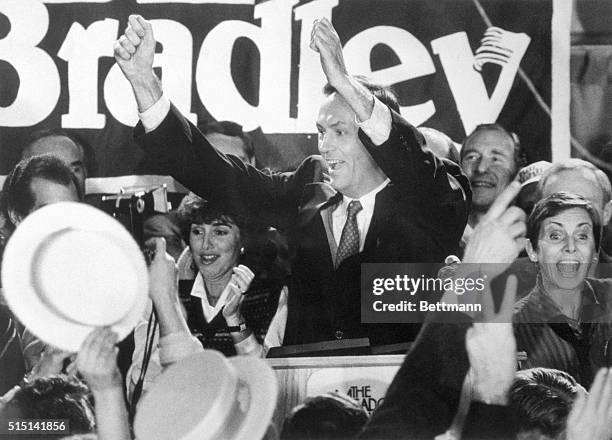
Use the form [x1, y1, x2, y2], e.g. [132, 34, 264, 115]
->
[331, 178, 390, 251]
[140, 93, 392, 146]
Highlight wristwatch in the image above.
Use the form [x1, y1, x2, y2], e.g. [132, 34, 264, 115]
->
[227, 322, 248, 333]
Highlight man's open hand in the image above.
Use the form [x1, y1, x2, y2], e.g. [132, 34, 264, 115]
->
[310, 18, 348, 89]
[113, 15, 156, 83]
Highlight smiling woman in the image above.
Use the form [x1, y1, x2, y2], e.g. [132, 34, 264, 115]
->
[171, 193, 284, 356]
[514, 192, 612, 387]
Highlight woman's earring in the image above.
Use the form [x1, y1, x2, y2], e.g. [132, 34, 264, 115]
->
[240, 246, 245, 255]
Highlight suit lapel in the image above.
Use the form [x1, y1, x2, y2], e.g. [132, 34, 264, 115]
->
[297, 182, 341, 267]
[363, 184, 395, 253]
[297, 182, 340, 227]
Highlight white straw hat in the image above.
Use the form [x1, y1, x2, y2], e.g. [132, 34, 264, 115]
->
[134, 350, 278, 440]
[1, 202, 148, 352]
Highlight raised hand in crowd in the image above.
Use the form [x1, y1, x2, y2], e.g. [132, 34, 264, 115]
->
[222, 264, 255, 326]
[310, 19, 348, 89]
[310, 17, 376, 123]
[462, 180, 526, 270]
[438, 181, 524, 315]
[465, 275, 518, 405]
[566, 368, 612, 440]
[146, 237, 189, 337]
[76, 328, 130, 440]
[76, 328, 120, 393]
[113, 15, 161, 112]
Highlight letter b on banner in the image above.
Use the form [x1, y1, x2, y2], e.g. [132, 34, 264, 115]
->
[0, 0, 60, 126]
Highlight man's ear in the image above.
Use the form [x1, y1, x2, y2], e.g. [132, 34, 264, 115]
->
[603, 200, 612, 225]
[7, 210, 22, 227]
[525, 238, 538, 263]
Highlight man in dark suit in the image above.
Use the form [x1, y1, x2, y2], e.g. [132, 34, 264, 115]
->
[113, 15, 468, 348]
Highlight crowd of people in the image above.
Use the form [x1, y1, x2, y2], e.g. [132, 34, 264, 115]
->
[1, 12, 612, 440]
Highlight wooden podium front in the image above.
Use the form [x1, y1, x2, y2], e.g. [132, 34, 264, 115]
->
[266, 355, 406, 428]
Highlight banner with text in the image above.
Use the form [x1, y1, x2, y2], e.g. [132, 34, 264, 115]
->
[0, 0, 569, 177]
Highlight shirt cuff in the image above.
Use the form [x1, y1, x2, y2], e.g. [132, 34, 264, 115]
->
[139, 94, 171, 133]
[355, 97, 392, 146]
[234, 334, 263, 357]
[158, 331, 203, 367]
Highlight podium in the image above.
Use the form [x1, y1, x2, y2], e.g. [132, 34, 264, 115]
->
[266, 350, 529, 429]
[267, 354, 406, 428]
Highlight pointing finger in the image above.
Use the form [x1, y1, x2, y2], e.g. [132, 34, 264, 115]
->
[482, 181, 521, 223]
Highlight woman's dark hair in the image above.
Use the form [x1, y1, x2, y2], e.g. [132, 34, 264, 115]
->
[0, 154, 81, 235]
[510, 368, 584, 438]
[176, 193, 285, 279]
[527, 191, 602, 250]
[176, 193, 248, 245]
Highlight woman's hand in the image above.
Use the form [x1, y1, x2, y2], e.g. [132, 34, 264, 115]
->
[76, 328, 121, 393]
[222, 265, 254, 326]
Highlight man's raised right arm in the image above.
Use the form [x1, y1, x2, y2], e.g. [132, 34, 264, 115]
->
[113, 16, 318, 229]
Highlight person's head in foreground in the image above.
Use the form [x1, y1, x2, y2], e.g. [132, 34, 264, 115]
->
[318, 77, 398, 199]
[0, 375, 95, 438]
[1, 154, 81, 235]
[281, 392, 369, 439]
[525, 192, 601, 298]
[510, 368, 585, 440]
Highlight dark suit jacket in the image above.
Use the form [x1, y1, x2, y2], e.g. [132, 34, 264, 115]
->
[136, 104, 468, 346]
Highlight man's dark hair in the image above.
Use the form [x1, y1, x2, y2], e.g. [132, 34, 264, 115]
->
[510, 368, 584, 438]
[323, 75, 400, 113]
[0, 375, 95, 437]
[460, 123, 525, 173]
[281, 393, 369, 439]
[0, 154, 81, 234]
[23, 128, 96, 177]
[199, 121, 255, 162]
[527, 191, 602, 250]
